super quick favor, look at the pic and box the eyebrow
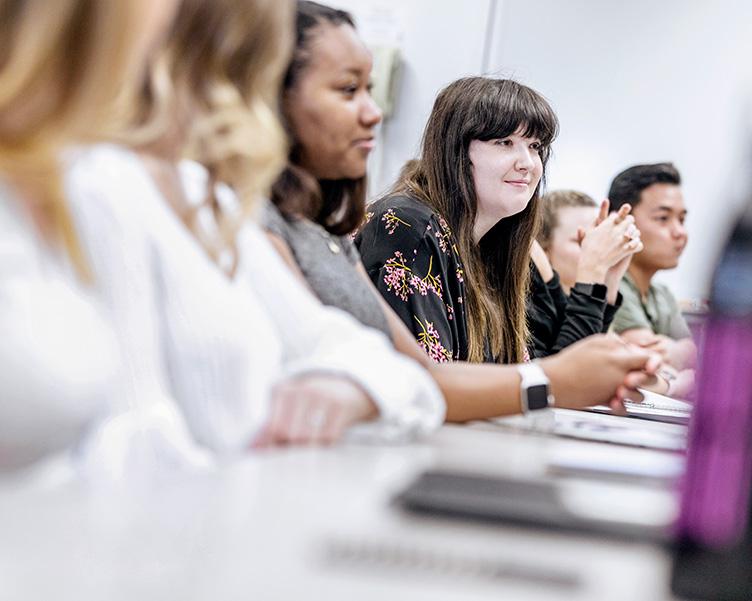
[336,66,365,76]
[654,205,687,215]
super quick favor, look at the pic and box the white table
[0,414,685,601]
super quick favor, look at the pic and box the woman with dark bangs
[359,78,555,364]
[263,1,659,422]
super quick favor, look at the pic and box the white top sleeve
[65,153,212,475]
[237,223,446,442]
[0,186,116,472]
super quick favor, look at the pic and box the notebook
[586,389,692,426]
[488,407,687,451]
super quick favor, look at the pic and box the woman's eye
[530,141,542,152]
[340,84,358,96]
[494,139,512,146]
[366,81,374,93]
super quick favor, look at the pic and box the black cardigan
[527,265,621,358]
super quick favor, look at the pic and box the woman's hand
[640,334,697,370]
[576,202,642,285]
[667,369,695,399]
[252,374,378,447]
[540,334,661,412]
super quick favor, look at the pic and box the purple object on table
[672,195,752,600]
[675,317,752,548]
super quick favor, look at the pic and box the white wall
[329,0,496,195]
[488,0,752,300]
[333,0,752,301]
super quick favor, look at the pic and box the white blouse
[0,181,116,473]
[65,145,444,460]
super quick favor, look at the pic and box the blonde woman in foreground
[0,0,181,473]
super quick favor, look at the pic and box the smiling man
[608,163,696,377]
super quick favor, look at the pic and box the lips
[353,138,376,151]
[504,180,530,187]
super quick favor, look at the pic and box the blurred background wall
[331,0,752,302]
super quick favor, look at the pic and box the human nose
[514,144,535,171]
[672,220,687,240]
[360,93,383,128]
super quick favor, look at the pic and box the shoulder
[359,194,449,253]
[259,199,297,240]
[66,143,144,190]
[650,282,685,325]
[64,144,153,223]
[366,194,438,231]
[611,280,651,332]
[259,199,353,260]
[651,281,679,305]
[338,235,362,265]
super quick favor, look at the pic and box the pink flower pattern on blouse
[381,208,412,235]
[382,252,443,302]
[415,316,452,363]
[355,196,473,362]
[434,216,451,253]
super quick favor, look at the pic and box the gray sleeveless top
[261,202,392,339]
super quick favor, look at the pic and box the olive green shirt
[611,273,691,340]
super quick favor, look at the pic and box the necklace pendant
[327,240,341,254]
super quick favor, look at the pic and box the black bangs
[469,79,559,149]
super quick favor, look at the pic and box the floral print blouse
[355,195,471,363]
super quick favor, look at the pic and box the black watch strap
[575,282,608,301]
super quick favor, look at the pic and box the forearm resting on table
[430,363,523,422]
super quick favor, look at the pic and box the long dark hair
[270,0,366,236]
[393,77,559,363]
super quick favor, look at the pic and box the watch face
[576,282,607,301]
[592,283,608,301]
[527,384,550,411]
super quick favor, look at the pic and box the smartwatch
[517,362,554,413]
[574,282,608,301]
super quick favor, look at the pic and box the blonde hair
[131,0,294,269]
[538,190,597,251]
[0,0,143,277]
